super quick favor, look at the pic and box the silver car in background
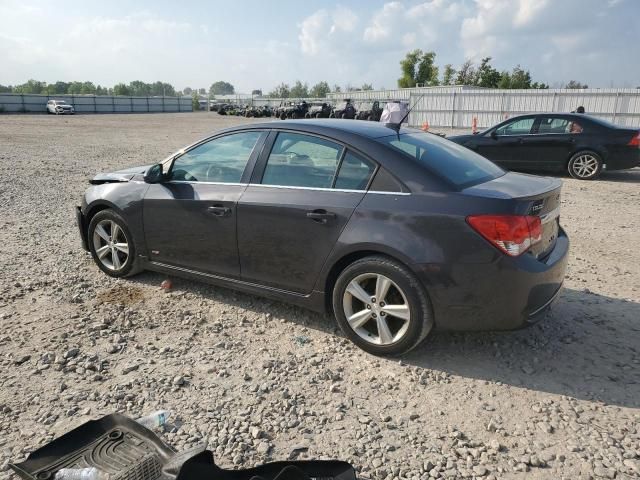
[46,99,75,115]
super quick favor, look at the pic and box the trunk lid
[463,172,562,259]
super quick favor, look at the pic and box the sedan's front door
[476,117,536,169]
[143,131,265,277]
[522,116,581,171]
[237,132,376,294]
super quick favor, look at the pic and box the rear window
[376,132,504,189]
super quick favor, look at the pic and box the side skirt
[145,260,328,313]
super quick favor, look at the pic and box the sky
[0,0,638,93]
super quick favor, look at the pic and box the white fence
[328,87,640,128]
[0,93,192,113]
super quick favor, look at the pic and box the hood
[90,165,151,185]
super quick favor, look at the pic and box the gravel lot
[1,113,639,480]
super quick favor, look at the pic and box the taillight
[628,131,640,147]
[467,215,542,256]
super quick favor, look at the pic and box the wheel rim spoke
[382,304,410,321]
[348,309,372,329]
[377,316,394,344]
[96,245,110,259]
[111,222,121,242]
[375,275,392,303]
[346,281,371,304]
[114,243,129,254]
[95,224,110,242]
[112,250,122,269]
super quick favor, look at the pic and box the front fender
[81,180,150,257]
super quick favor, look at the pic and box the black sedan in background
[449,113,640,180]
[76,120,568,355]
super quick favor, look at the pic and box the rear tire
[88,209,141,278]
[568,150,603,180]
[332,256,433,356]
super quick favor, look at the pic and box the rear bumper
[415,227,569,331]
[76,206,89,251]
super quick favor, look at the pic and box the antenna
[387,92,427,131]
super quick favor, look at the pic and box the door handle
[306,209,336,224]
[207,205,232,217]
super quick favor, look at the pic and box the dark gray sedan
[76,120,569,355]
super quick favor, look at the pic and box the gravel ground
[0,113,639,480]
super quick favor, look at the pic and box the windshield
[377,132,505,189]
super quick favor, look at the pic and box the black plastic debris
[9,413,356,480]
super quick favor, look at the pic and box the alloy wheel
[92,219,129,271]
[571,154,599,178]
[342,273,411,345]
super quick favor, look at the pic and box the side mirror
[144,163,165,184]
[490,130,498,139]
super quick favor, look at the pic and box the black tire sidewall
[568,150,603,180]
[332,256,433,356]
[88,209,137,278]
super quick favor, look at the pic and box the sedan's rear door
[522,116,581,171]
[236,131,376,294]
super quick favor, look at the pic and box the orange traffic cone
[472,116,478,134]
[421,120,429,131]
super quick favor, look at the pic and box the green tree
[475,57,501,88]
[0,84,12,93]
[332,84,342,93]
[509,65,532,89]
[455,60,476,85]
[531,82,549,89]
[95,85,109,95]
[183,87,193,95]
[565,80,588,89]
[209,81,234,96]
[198,88,207,95]
[128,80,150,96]
[361,83,374,90]
[269,83,290,98]
[442,64,456,85]
[80,81,96,94]
[416,51,439,86]
[149,82,176,96]
[310,81,330,97]
[113,83,131,96]
[498,71,511,89]
[290,80,309,98]
[192,91,200,110]
[251,89,263,96]
[398,50,439,88]
[13,79,46,94]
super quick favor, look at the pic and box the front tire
[568,151,603,180]
[88,209,141,278]
[332,256,433,356]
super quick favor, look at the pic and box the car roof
[238,118,406,139]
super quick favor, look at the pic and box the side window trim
[332,148,379,191]
[495,117,536,136]
[250,130,383,192]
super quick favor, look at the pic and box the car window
[495,118,534,136]
[262,132,343,188]
[537,117,571,134]
[334,151,376,190]
[377,132,504,189]
[568,120,583,134]
[170,131,261,183]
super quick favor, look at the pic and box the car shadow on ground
[129,273,639,409]
[404,287,640,409]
